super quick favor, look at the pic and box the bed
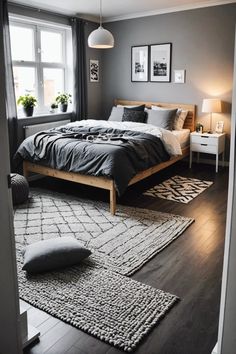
[19,100,196,215]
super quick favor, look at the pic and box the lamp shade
[88,26,114,49]
[202,98,222,113]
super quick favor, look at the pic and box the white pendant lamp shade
[88,26,114,49]
[88,0,114,49]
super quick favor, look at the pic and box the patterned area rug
[17,257,178,352]
[143,175,213,204]
[14,189,193,351]
[14,189,194,276]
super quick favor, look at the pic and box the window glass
[13,66,36,99]
[9,17,72,115]
[43,68,64,106]
[41,31,63,63]
[10,26,34,61]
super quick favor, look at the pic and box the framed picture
[150,43,172,82]
[174,70,186,84]
[215,121,224,133]
[131,45,148,82]
[90,59,99,82]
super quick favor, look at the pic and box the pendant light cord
[100,0,102,27]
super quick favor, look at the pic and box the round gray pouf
[11,173,29,205]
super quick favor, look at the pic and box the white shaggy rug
[143,175,213,204]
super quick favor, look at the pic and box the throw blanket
[15,123,170,195]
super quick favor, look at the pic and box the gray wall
[102,4,236,159]
[85,22,103,119]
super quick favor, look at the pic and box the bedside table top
[191,132,226,138]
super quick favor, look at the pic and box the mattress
[172,129,190,149]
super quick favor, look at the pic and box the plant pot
[50,108,58,114]
[23,106,34,117]
[60,104,68,113]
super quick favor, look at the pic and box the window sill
[18,111,73,122]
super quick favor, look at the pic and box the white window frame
[9,16,71,116]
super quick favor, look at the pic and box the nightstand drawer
[191,135,218,146]
[191,143,217,154]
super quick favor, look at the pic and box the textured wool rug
[14,189,193,351]
[143,175,213,204]
[17,257,178,352]
[14,189,194,276]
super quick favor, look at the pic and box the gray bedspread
[15,124,170,195]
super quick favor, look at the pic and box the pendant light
[88,0,114,49]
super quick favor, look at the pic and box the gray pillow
[147,109,178,130]
[22,237,91,274]
[108,106,124,121]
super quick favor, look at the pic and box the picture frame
[131,45,149,82]
[150,43,172,82]
[174,69,185,84]
[90,59,99,82]
[215,121,224,134]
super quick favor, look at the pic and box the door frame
[0,4,22,353]
[215,27,236,354]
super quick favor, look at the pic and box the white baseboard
[212,342,218,354]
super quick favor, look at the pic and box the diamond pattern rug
[14,188,194,276]
[14,188,193,351]
[143,175,213,204]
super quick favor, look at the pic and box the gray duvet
[15,124,170,195]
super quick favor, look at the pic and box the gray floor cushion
[22,236,91,274]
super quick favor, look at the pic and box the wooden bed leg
[110,182,116,215]
[23,162,29,179]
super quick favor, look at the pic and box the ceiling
[9,0,235,22]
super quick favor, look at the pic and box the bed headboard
[114,99,196,132]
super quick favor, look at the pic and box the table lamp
[202,98,222,133]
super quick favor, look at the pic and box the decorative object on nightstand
[196,122,203,133]
[202,98,222,134]
[189,131,226,173]
[215,120,224,133]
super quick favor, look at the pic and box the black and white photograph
[215,120,224,133]
[90,59,99,82]
[131,45,148,82]
[150,43,172,82]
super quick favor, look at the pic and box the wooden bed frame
[23,100,196,215]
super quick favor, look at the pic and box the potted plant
[17,95,37,117]
[55,93,72,113]
[50,102,58,114]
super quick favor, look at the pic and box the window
[9,17,72,116]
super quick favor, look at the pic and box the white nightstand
[189,132,226,173]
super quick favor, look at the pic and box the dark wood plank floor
[23,161,228,354]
